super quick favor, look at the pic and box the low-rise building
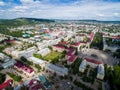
[46,63,68,76]
[84,57,103,68]
[79,60,87,73]
[28,57,47,68]
[14,61,34,77]
[52,45,65,52]
[37,48,51,56]
[0,79,13,90]
[97,64,105,80]
[2,60,16,68]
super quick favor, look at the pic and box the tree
[91,32,103,50]
[113,65,120,89]
[0,73,6,84]
[48,46,53,51]
[83,36,88,42]
[5,86,14,90]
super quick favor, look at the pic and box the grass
[44,51,61,61]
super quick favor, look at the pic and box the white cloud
[96,14,105,17]
[0,1,5,6]
[113,13,119,16]
[1,0,120,20]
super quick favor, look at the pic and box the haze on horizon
[0,0,120,21]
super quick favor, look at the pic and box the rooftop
[84,57,103,64]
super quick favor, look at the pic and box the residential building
[97,64,105,80]
[14,61,34,77]
[84,57,103,68]
[2,60,16,68]
[28,57,47,68]
[46,63,68,76]
[79,60,87,73]
[37,48,51,56]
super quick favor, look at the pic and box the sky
[0,0,120,21]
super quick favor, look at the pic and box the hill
[0,18,55,28]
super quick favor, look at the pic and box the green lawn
[44,51,61,61]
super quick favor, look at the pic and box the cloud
[96,14,105,17]
[0,1,5,6]
[0,0,120,20]
[113,13,119,16]
[20,0,34,4]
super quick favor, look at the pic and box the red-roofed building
[28,79,45,90]
[0,79,13,90]
[52,45,65,52]
[111,36,120,39]
[59,42,68,46]
[67,55,77,65]
[70,42,86,51]
[89,32,95,42]
[4,40,15,45]
[84,57,103,68]
[14,61,34,77]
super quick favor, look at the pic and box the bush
[7,72,21,82]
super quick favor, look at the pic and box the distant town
[0,18,120,90]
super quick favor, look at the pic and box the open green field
[44,51,62,61]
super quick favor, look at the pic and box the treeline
[91,32,103,50]
[0,18,55,28]
[0,29,23,37]
[104,65,120,90]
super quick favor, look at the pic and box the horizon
[0,0,120,21]
[1,17,120,22]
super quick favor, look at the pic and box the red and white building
[14,61,34,77]
[84,57,103,68]
[52,45,65,52]
[0,79,13,90]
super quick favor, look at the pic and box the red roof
[77,34,85,36]
[44,30,51,33]
[71,42,81,46]
[59,42,68,45]
[29,79,44,90]
[90,32,95,41]
[4,40,15,43]
[67,49,75,55]
[111,36,120,39]
[68,55,77,62]
[0,79,13,90]
[14,61,34,74]
[84,57,102,64]
[53,45,65,49]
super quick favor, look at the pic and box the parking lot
[78,48,115,65]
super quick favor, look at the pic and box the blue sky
[0,0,120,20]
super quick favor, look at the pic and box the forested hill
[0,18,55,28]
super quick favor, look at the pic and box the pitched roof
[84,57,102,64]
[0,79,13,90]
[68,55,77,62]
[53,45,65,49]
[14,61,34,73]
[111,36,120,39]
[71,42,81,46]
[59,42,68,45]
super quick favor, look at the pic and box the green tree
[0,73,6,84]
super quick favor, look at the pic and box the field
[44,51,61,61]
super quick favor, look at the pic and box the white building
[28,57,47,68]
[2,60,16,68]
[11,46,37,58]
[46,63,68,76]
[97,64,105,80]
[79,60,87,73]
[0,53,4,59]
[37,48,51,56]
